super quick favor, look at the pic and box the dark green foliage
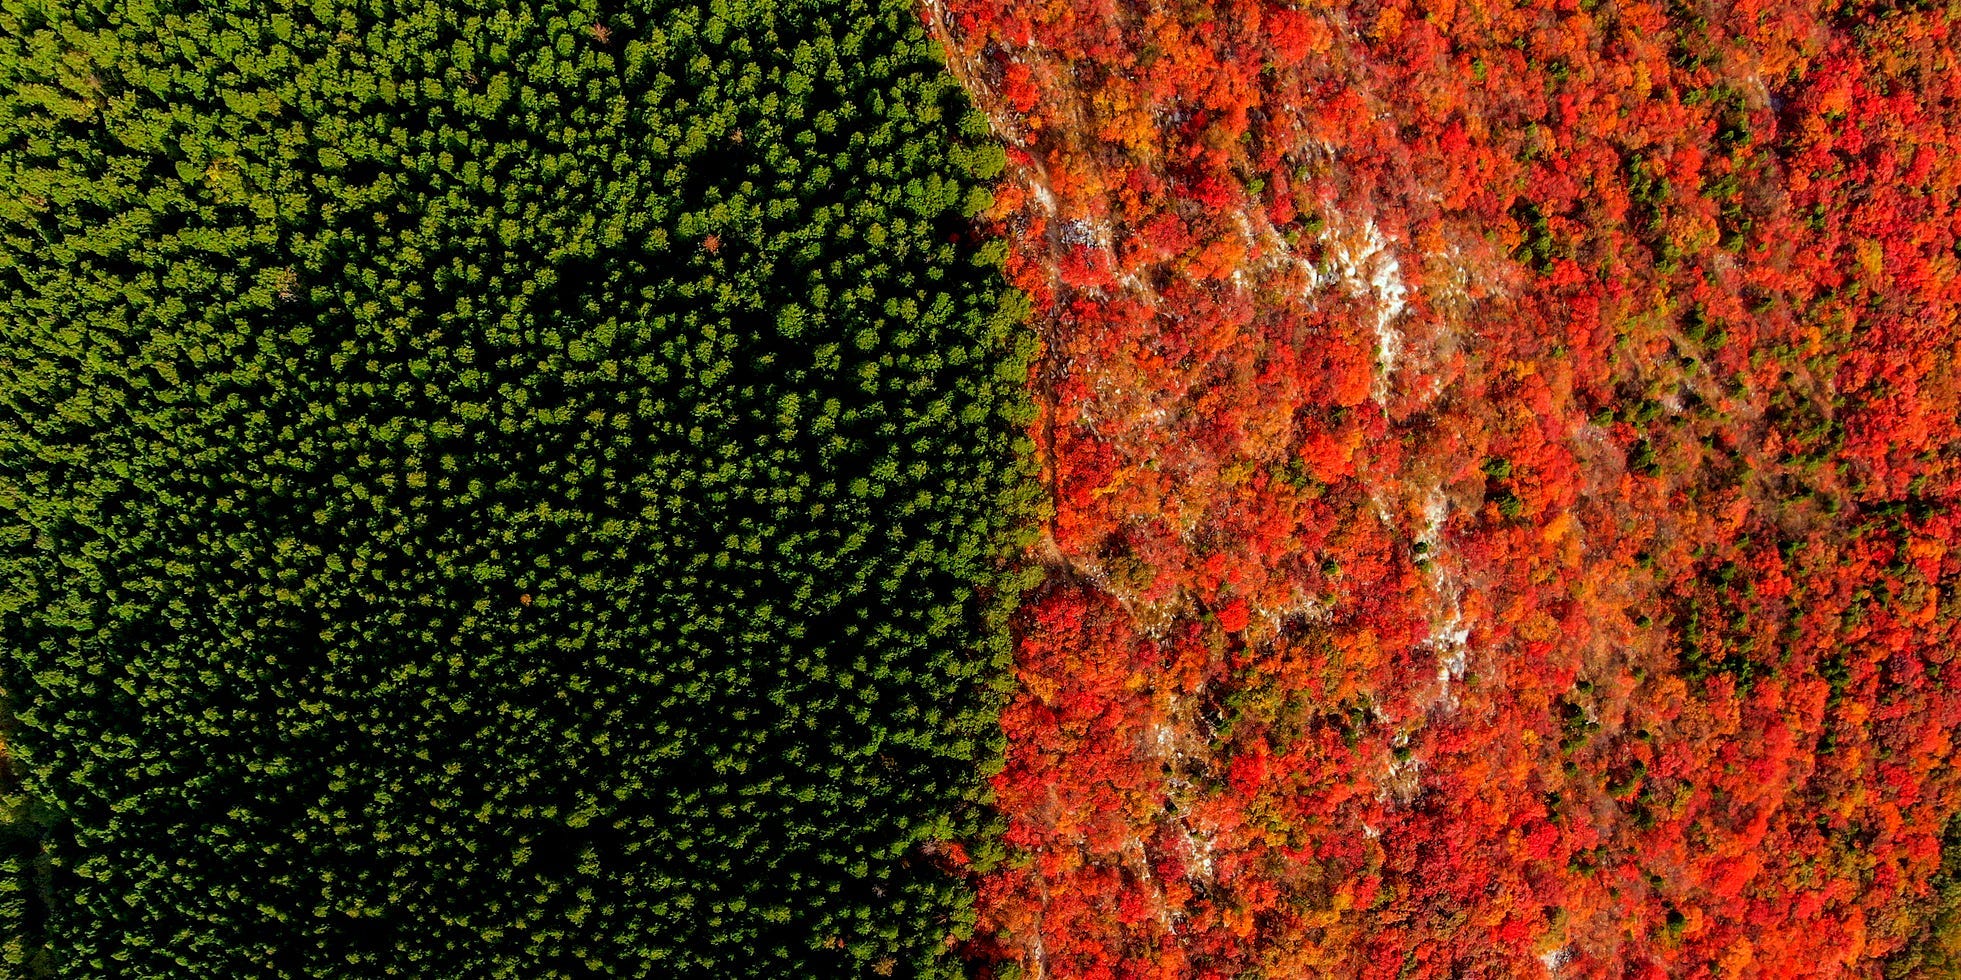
[0,0,1034,976]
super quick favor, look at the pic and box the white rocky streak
[1029,179,1057,213]
[1059,217,1110,247]
[1315,218,1410,404]
[1541,946,1571,976]
[1417,490,1470,709]
[1292,208,1470,797]
[1183,821,1216,879]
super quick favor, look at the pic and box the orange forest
[926,0,1961,976]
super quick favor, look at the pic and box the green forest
[0,0,1034,976]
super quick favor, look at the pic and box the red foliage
[932,0,1961,976]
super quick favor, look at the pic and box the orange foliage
[929,0,1961,975]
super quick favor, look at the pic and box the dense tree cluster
[930,0,1961,976]
[0,1,1034,976]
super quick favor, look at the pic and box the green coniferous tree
[0,1,1032,977]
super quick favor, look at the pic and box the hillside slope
[929,0,1961,975]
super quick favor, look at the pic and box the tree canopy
[0,1,1034,976]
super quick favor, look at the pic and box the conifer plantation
[0,1,1034,976]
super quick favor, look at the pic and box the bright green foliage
[0,0,1035,976]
